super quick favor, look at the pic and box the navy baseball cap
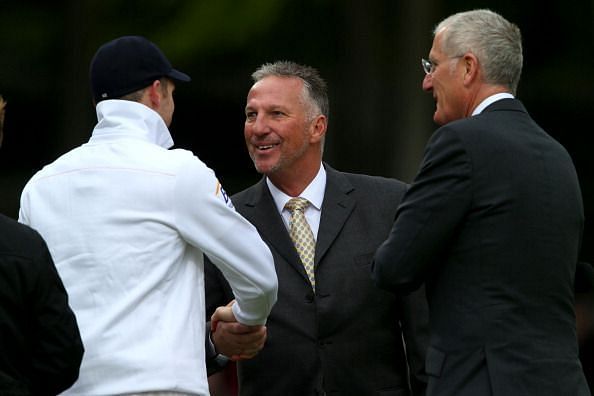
[90,35,191,103]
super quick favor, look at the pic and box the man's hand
[211,301,267,361]
[210,304,236,332]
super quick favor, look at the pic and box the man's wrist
[209,329,230,363]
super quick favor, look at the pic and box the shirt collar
[266,163,326,214]
[90,99,174,149]
[472,92,515,116]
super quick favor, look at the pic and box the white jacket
[19,100,277,395]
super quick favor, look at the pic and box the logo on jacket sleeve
[215,181,234,209]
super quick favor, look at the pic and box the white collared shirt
[472,92,515,116]
[266,163,326,239]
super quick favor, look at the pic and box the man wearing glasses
[373,9,590,396]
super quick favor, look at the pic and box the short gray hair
[252,61,329,120]
[435,9,523,95]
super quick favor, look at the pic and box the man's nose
[250,115,270,135]
[422,73,433,92]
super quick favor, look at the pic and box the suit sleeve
[372,126,472,294]
[204,255,235,376]
[399,284,430,395]
[29,234,84,395]
[174,156,277,325]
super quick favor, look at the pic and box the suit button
[305,293,314,303]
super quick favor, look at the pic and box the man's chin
[254,161,280,176]
[433,111,447,126]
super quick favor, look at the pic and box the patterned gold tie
[285,197,316,289]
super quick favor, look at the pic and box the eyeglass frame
[421,55,464,75]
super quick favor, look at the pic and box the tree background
[1,0,592,390]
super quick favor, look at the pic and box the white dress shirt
[266,164,326,239]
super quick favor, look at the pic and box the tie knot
[285,197,310,213]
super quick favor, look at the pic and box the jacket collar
[90,99,174,149]
[237,163,356,272]
[482,97,528,114]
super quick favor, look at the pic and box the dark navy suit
[0,214,83,395]
[373,99,590,395]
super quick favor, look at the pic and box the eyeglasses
[421,56,464,75]
[421,58,434,75]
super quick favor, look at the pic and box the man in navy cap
[19,36,278,396]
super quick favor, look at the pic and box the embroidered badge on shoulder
[215,181,234,209]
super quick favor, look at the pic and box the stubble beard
[251,138,310,178]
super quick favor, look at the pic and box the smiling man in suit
[372,9,590,396]
[206,61,429,396]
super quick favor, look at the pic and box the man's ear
[462,53,480,86]
[145,80,162,109]
[309,114,327,143]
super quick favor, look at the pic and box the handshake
[210,301,267,361]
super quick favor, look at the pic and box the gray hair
[435,9,523,95]
[252,61,329,121]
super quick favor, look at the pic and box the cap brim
[167,69,191,82]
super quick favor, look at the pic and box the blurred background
[1,0,592,392]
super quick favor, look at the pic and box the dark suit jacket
[373,99,590,396]
[206,164,429,396]
[0,214,83,395]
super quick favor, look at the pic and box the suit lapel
[236,179,310,283]
[236,167,357,282]
[315,165,356,267]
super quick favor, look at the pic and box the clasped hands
[211,300,267,361]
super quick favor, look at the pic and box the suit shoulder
[0,215,46,258]
[231,182,261,206]
[341,171,408,194]
[331,171,407,214]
